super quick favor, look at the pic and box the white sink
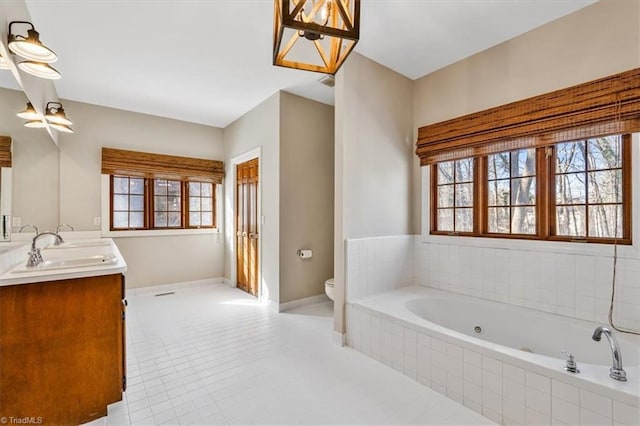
[12,254,118,273]
[46,239,111,249]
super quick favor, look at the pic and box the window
[486,149,537,235]
[433,158,475,234]
[110,176,216,231]
[430,134,631,244]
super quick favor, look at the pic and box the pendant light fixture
[16,102,40,120]
[45,102,74,133]
[273,0,360,75]
[17,61,61,80]
[0,53,10,70]
[8,21,58,63]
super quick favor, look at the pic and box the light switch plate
[93,217,101,226]
[12,217,21,227]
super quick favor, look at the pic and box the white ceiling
[1,0,597,128]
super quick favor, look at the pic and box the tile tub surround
[345,235,640,332]
[345,235,416,302]
[346,292,640,426]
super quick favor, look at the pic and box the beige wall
[279,92,334,304]
[0,87,59,232]
[334,53,415,333]
[413,0,640,129]
[0,88,226,289]
[223,93,281,303]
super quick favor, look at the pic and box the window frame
[109,176,217,232]
[185,181,217,229]
[429,134,632,245]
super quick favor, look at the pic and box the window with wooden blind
[103,148,222,232]
[428,135,631,244]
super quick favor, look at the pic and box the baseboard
[126,277,224,297]
[222,278,235,287]
[333,331,346,347]
[278,294,330,313]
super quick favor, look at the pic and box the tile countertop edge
[0,239,127,287]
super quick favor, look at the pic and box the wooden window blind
[416,68,640,165]
[0,136,12,168]
[101,148,224,184]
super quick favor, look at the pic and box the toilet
[324,278,335,301]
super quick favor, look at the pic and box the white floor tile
[91,284,492,425]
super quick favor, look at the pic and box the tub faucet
[26,232,65,268]
[592,326,627,381]
[19,224,39,234]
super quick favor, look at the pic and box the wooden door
[236,158,259,296]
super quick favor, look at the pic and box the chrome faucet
[19,224,39,234]
[55,224,74,233]
[592,326,627,381]
[26,232,65,268]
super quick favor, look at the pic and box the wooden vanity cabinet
[0,273,126,425]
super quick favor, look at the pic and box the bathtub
[347,286,640,425]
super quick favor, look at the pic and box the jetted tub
[348,286,640,424]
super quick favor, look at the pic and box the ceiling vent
[318,75,335,88]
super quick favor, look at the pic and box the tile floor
[87,284,495,425]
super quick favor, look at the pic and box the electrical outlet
[12,217,21,227]
[93,217,101,226]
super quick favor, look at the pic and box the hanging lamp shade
[17,102,40,120]
[273,0,360,75]
[17,61,61,80]
[0,53,10,70]
[49,122,74,133]
[45,102,73,126]
[24,119,46,129]
[8,21,58,63]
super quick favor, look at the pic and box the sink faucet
[19,224,39,234]
[55,224,74,233]
[26,232,65,268]
[592,326,627,381]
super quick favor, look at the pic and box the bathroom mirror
[0,136,12,242]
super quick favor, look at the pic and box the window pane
[488,153,510,180]
[511,177,536,206]
[113,194,128,211]
[113,177,129,194]
[189,197,201,211]
[201,198,213,211]
[129,178,145,195]
[154,180,168,196]
[556,206,586,237]
[455,159,474,183]
[512,207,536,235]
[438,162,454,185]
[588,170,622,204]
[437,185,454,208]
[488,180,509,206]
[511,149,536,177]
[167,180,181,195]
[155,212,167,227]
[190,212,201,227]
[488,207,510,233]
[130,195,144,211]
[189,182,201,197]
[168,197,181,211]
[437,209,453,232]
[455,183,473,207]
[556,173,586,205]
[201,213,213,226]
[455,208,473,232]
[113,212,128,229]
[587,136,622,170]
[201,183,213,197]
[155,196,167,211]
[556,141,586,173]
[588,205,622,238]
[168,213,181,227]
[129,212,144,228]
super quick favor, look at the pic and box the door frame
[229,147,262,300]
